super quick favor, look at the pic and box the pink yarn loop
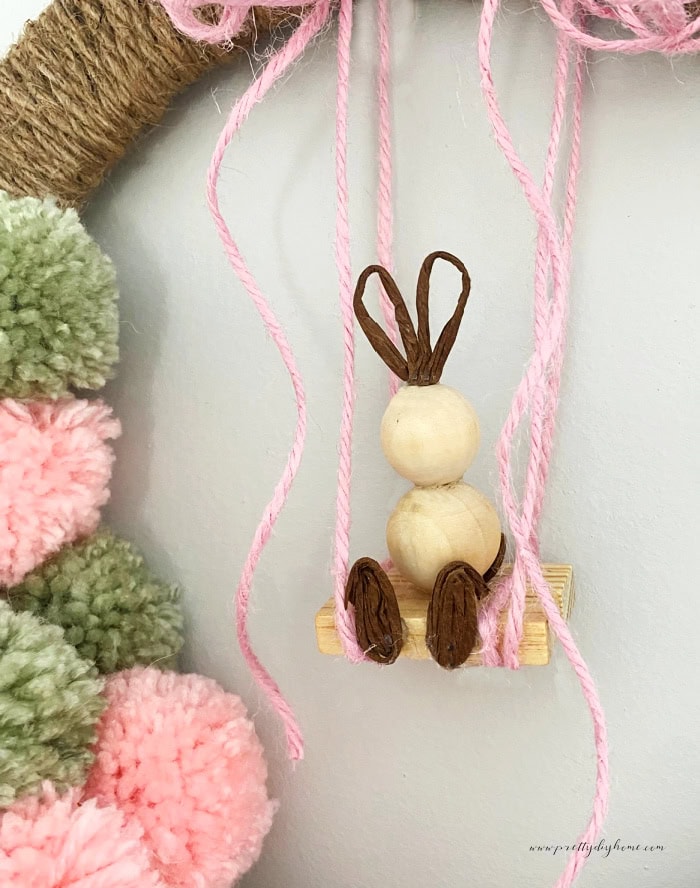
[159,0,302,44]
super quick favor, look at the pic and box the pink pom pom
[0,399,119,586]
[0,785,164,888]
[86,668,276,888]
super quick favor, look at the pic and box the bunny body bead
[387,481,501,591]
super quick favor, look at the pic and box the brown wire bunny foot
[344,557,404,664]
[426,561,491,669]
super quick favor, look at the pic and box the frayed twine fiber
[0,0,292,208]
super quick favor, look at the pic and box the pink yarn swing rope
[477,1,611,883]
[478,0,585,668]
[161,0,398,750]
[476,0,700,880]
[332,0,400,662]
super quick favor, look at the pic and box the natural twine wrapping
[0,0,292,207]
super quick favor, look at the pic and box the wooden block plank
[315,564,573,666]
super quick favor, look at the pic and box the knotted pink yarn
[158,0,295,44]
[160,0,331,760]
[540,0,700,53]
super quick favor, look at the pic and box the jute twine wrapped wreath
[0,0,290,206]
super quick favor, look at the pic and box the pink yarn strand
[376,0,393,275]
[524,555,610,888]
[376,0,401,387]
[478,0,610,884]
[528,16,586,542]
[205,0,332,760]
[332,0,367,662]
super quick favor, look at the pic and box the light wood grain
[387,482,502,587]
[315,564,573,666]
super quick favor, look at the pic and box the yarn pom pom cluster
[0,185,274,884]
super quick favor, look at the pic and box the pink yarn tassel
[477,0,610,884]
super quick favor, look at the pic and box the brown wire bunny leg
[426,534,506,669]
[345,557,404,664]
[426,562,484,669]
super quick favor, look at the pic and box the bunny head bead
[381,382,481,487]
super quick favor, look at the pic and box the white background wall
[3,2,699,886]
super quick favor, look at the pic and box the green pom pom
[0,190,119,398]
[0,601,105,807]
[8,530,184,674]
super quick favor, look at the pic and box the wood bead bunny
[345,252,505,669]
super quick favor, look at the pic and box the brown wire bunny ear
[353,250,472,386]
[416,251,471,384]
[353,264,419,382]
